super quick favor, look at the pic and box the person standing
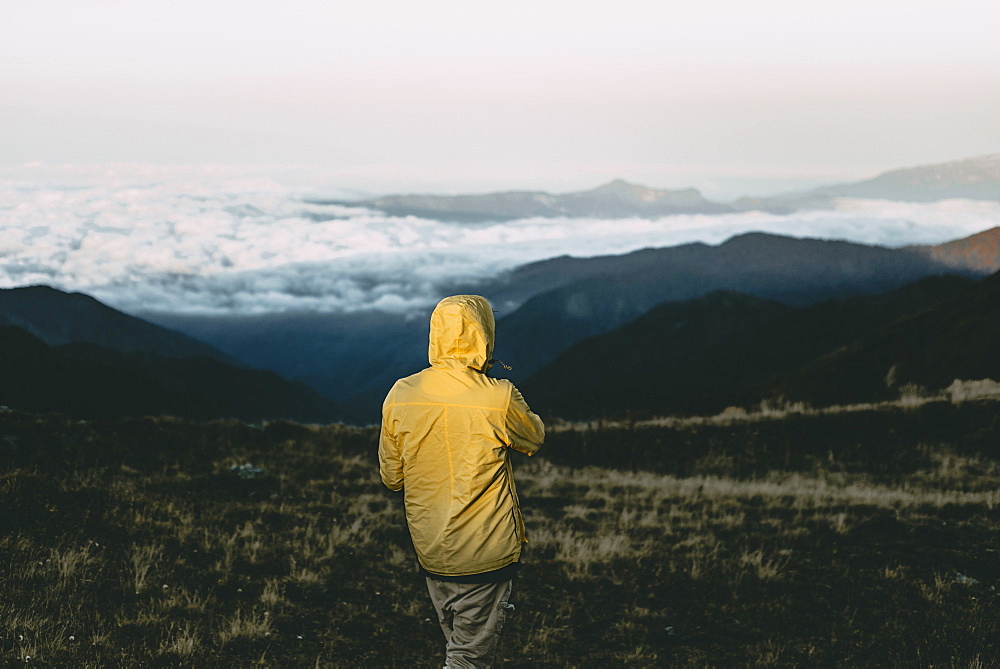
[379,294,545,668]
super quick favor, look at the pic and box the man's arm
[506,385,545,456]
[379,401,404,491]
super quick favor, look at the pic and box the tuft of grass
[218,608,273,645]
[160,622,200,657]
[128,542,162,595]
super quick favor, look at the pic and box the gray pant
[425,578,514,669]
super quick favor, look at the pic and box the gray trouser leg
[425,578,514,669]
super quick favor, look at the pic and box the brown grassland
[0,391,997,667]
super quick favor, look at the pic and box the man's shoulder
[385,368,515,409]
[384,369,427,395]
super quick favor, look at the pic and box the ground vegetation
[0,396,996,666]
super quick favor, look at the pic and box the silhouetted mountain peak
[4,284,99,307]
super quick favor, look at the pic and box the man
[379,294,545,668]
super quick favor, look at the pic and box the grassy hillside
[1,396,997,666]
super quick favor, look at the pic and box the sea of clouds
[3,163,998,316]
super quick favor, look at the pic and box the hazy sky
[3,0,1000,196]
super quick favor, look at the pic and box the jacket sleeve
[379,393,404,491]
[506,385,545,456]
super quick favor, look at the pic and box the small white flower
[69,636,75,641]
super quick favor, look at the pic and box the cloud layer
[3,163,998,316]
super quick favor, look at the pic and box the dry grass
[0,406,997,666]
[549,377,1000,432]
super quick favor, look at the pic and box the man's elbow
[527,423,546,455]
[381,474,404,492]
[512,435,543,456]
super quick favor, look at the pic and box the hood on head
[428,295,495,372]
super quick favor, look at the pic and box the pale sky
[3,0,1000,196]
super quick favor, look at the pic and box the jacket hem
[416,549,521,578]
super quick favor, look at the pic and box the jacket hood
[428,295,495,372]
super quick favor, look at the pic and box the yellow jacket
[379,295,545,576]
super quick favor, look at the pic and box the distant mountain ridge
[338,153,1000,222]
[829,153,1000,201]
[737,154,1000,213]
[335,178,729,222]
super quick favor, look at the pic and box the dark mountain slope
[521,275,975,419]
[0,285,231,362]
[148,310,428,410]
[764,270,1000,406]
[520,291,792,418]
[0,326,339,422]
[493,233,969,381]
